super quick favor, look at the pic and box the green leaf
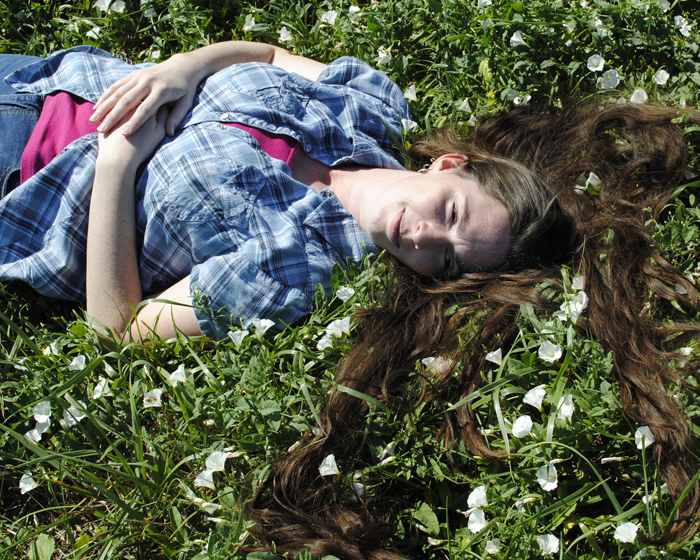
[28,534,55,560]
[413,502,440,535]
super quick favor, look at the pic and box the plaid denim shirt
[1,46,408,339]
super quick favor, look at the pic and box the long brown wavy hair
[247,103,700,559]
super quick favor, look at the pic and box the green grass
[1,0,700,558]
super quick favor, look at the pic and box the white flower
[513,94,531,106]
[614,522,639,543]
[560,290,589,323]
[601,456,624,464]
[352,481,365,499]
[505,88,519,102]
[654,69,670,85]
[243,16,256,32]
[660,483,670,495]
[468,485,488,508]
[25,427,43,444]
[206,451,227,472]
[457,98,471,112]
[26,420,50,443]
[537,534,559,555]
[317,334,333,351]
[510,31,525,47]
[376,47,391,66]
[675,16,691,37]
[572,275,584,291]
[69,355,87,371]
[485,348,502,365]
[422,356,453,374]
[557,395,575,422]
[600,69,620,89]
[168,364,188,386]
[485,539,500,554]
[587,54,605,72]
[319,454,340,476]
[538,463,558,491]
[679,347,693,356]
[43,343,59,356]
[252,318,275,334]
[515,497,536,512]
[20,473,38,494]
[349,5,361,13]
[595,20,609,38]
[194,470,215,489]
[468,508,487,533]
[336,286,355,302]
[321,10,338,25]
[635,426,655,449]
[658,0,669,11]
[524,387,546,410]
[93,376,112,399]
[401,118,418,132]
[95,0,111,10]
[478,0,492,6]
[467,114,478,127]
[512,415,533,438]
[201,502,222,514]
[228,329,248,349]
[327,317,351,337]
[481,18,493,28]
[34,401,51,423]
[86,26,101,40]
[565,21,576,33]
[538,341,562,363]
[111,0,125,12]
[586,172,601,186]
[377,442,396,461]
[143,388,163,408]
[144,6,154,17]
[403,85,417,102]
[63,401,87,427]
[630,88,648,104]
[427,537,442,546]
[278,27,293,42]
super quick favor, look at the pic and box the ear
[430,153,470,171]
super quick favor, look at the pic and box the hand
[97,105,170,170]
[91,53,203,137]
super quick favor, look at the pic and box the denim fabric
[2,48,408,339]
[0,55,43,197]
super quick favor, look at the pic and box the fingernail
[89,115,97,122]
[96,124,105,132]
[121,127,131,136]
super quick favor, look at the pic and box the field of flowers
[1,0,699,558]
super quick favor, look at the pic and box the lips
[390,209,405,249]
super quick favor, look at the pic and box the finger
[97,83,153,134]
[165,96,193,136]
[93,74,131,112]
[119,96,162,136]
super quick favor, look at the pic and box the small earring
[418,168,429,174]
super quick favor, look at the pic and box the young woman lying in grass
[2,42,699,558]
[0,41,565,344]
[245,108,700,557]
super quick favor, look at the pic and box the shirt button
[305,144,312,151]
[324,190,333,199]
[268,123,277,131]
[220,112,229,119]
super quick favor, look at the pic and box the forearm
[169,41,277,82]
[86,158,142,337]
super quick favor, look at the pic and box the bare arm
[87,106,202,342]
[91,41,327,136]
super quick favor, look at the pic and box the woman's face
[361,156,511,277]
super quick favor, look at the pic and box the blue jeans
[0,55,44,197]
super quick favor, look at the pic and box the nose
[412,220,446,250]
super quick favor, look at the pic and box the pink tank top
[21,93,301,182]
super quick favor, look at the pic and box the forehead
[453,178,511,272]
